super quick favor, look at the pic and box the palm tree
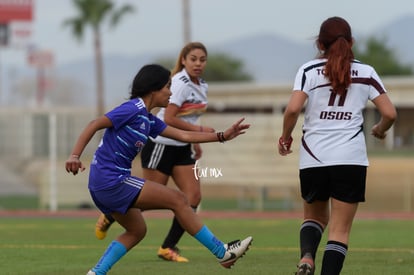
[63,0,135,116]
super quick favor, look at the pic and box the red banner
[0,0,33,23]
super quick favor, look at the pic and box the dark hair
[317,16,354,95]
[130,64,171,99]
[171,42,208,76]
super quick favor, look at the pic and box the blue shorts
[299,165,366,203]
[90,176,145,214]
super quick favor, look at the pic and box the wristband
[217,132,226,143]
[278,136,293,151]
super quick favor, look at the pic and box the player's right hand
[278,136,293,156]
[65,155,86,175]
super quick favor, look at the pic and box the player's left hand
[223,118,250,141]
[371,124,386,139]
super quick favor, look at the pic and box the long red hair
[317,17,354,95]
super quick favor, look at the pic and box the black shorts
[140,139,196,175]
[299,165,366,203]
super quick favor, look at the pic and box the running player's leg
[156,164,201,262]
[88,209,146,274]
[143,142,198,262]
[320,165,365,275]
[95,212,115,240]
[296,167,330,275]
[296,200,328,275]
[136,179,252,268]
[320,199,358,275]
[142,166,191,262]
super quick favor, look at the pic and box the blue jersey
[89,98,167,191]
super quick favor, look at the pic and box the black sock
[161,205,197,249]
[104,213,115,224]
[299,220,324,260]
[321,240,348,275]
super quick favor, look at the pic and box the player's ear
[318,41,325,51]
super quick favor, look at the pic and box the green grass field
[0,215,413,275]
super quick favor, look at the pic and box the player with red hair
[278,17,396,275]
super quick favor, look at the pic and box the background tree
[157,52,253,82]
[63,0,135,116]
[354,37,413,76]
[203,53,253,81]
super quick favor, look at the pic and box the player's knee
[129,224,147,244]
[188,191,201,205]
[171,189,190,208]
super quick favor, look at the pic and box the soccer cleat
[295,262,314,275]
[95,213,114,240]
[295,254,315,275]
[86,270,96,275]
[219,236,253,268]
[157,246,189,262]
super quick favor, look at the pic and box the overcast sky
[2,0,414,68]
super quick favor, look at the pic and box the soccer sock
[320,240,348,275]
[299,220,324,260]
[194,225,226,259]
[92,240,127,275]
[104,213,115,224]
[161,205,197,249]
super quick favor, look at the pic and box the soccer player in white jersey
[143,42,214,262]
[278,17,396,275]
[94,42,215,263]
[66,64,252,275]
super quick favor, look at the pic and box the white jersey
[152,68,208,146]
[294,58,387,169]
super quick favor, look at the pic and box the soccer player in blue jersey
[65,64,252,275]
[95,42,216,263]
[278,17,397,275]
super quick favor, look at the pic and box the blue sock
[92,240,127,275]
[194,225,226,258]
